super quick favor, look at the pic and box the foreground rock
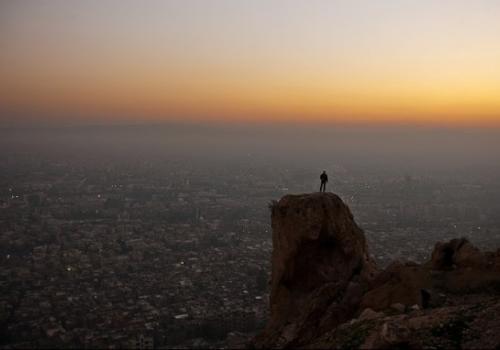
[309,298,500,349]
[254,193,377,348]
[253,192,500,349]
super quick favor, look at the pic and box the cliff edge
[253,193,500,349]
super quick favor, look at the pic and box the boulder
[390,303,406,313]
[360,261,431,311]
[431,238,485,270]
[359,308,384,321]
[254,193,377,348]
[268,193,376,323]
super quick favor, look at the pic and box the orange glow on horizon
[2,63,499,127]
[1,1,500,127]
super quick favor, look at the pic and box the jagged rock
[254,193,377,348]
[379,321,411,346]
[359,315,422,349]
[360,261,431,311]
[390,303,406,313]
[431,238,485,270]
[359,308,384,321]
[253,192,500,349]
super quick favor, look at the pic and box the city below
[1,151,500,348]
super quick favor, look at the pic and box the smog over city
[1,1,500,348]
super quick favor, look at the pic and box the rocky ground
[310,295,500,349]
[253,192,500,349]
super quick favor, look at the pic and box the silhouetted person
[320,171,328,192]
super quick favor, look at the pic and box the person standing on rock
[320,171,328,192]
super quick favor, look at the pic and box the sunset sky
[1,0,500,126]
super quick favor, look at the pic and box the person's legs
[320,182,325,192]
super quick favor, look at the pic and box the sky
[1,0,500,126]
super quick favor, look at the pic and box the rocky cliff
[253,193,500,349]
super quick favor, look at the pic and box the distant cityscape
[1,153,500,348]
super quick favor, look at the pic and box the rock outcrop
[254,193,377,348]
[431,238,486,270]
[253,192,500,349]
